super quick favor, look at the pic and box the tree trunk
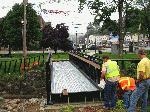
[8,44,11,57]
[118,0,124,56]
[54,47,57,54]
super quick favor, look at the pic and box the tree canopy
[79,0,150,54]
[41,23,73,53]
[1,3,42,50]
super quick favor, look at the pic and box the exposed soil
[0,66,46,112]
[0,99,122,112]
[0,69,46,97]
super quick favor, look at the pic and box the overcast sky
[0,0,118,34]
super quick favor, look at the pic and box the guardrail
[69,52,140,80]
[69,53,101,84]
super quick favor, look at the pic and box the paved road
[0,50,64,54]
[86,47,150,56]
[0,47,150,55]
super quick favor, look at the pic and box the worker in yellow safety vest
[100,55,120,110]
[118,77,136,109]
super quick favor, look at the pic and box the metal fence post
[4,61,7,73]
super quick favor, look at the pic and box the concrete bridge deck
[51,61,99,94]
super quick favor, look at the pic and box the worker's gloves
[98,79,106,89]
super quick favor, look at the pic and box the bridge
[46,52,140,104]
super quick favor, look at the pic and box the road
[0,47,150,55]
[86,47,150,56]
[0,50,64,54]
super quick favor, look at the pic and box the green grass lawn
[95,52,150,59]
[52,52,69,60]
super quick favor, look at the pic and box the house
[88,35,109,47]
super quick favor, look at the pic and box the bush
[113,100,127,112]
[126,63,137,78]
[59,105,75,112]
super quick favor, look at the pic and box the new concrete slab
[51,61,99,94]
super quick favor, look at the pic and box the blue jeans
[128,79,150,112]
[123,90,132,109]
[104,80,117,108]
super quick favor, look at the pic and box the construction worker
[118,77,136,109]
[100,55,120,110]
[128,49,150,112]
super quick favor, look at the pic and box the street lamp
[72,23,82,50]
[74,26,78,50]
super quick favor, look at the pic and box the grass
[52,52,69,60]
[95,52,150,59]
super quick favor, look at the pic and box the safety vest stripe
[127,77,130,87]
[119,79,125,83]
[119,78,127,83]
[122,85,127,90]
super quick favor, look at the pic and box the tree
[101,18,118,35]
[126,7,143,33]
[79,0,134,55]
[2,3,42,50]
[0,18,5,48]
[135,0,150,43]
[42,23,73,53]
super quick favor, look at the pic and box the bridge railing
[69,52,140,82]
[70,52,150,102]
[69,52,101,84]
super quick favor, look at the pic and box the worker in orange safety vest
[118,77,136,109]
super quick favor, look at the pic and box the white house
[88,35,109,46]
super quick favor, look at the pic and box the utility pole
[73,24,82,50]
[74,26,79,50]
[23,0,27,61]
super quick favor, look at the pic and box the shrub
[126,63,137,78]
[113,100,127,112]
[59,105,75,112]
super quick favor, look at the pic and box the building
[88,35,109,47]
